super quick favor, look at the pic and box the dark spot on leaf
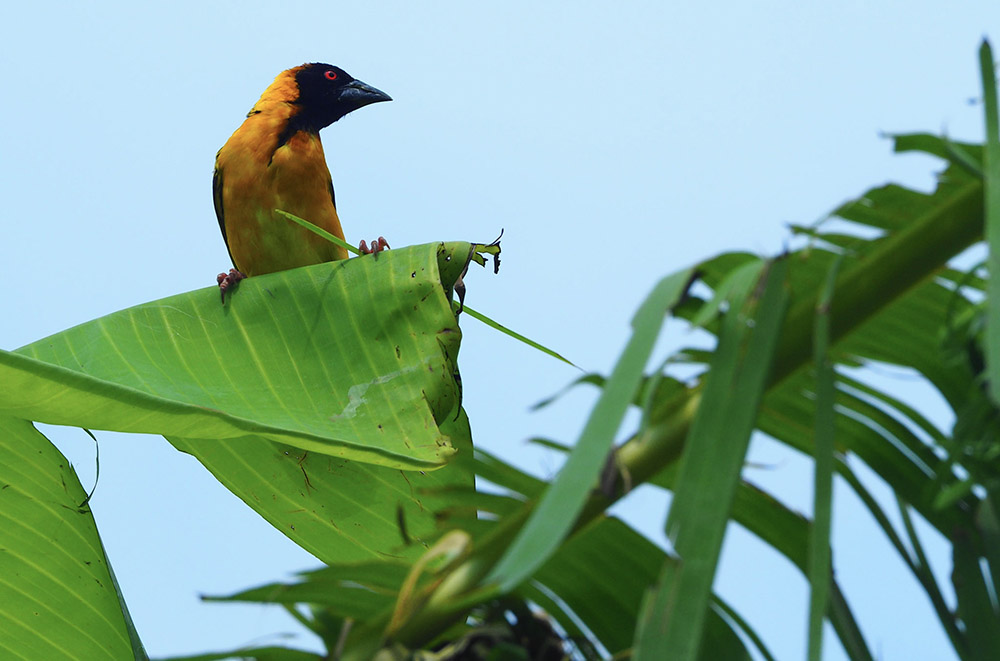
[411,272,416,278]
[395,346,401,358]
[397,505,411,545]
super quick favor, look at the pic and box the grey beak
[338,79,392,106]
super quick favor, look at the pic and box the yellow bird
[213,63,391,300]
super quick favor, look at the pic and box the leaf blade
[636,258,789,661]
[483,267,696,591]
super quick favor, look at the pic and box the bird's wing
[213,164,239,269]
[213,164,226,243]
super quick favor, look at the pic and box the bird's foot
[359,236,390,258]
[217,269,246,304]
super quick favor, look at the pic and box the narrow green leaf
[711,597,777,661]
[530,373,606,411]
[483,267,696,591]
[808,255,842,661]
[897,498,968,656]
[277,208,360,255]
[279,209,573,369]
[942,136,985,178]
[836,372,948,447]
[518,582,596,649]
[891,132,984,177]
[636,258,788,661]
[978,496,1000,614]
[953,525,1000,659]
[697,603,753,661]
[201,560,419,622]
[689,258,765,329]
[979,39,1000,406]
[473,449,546,499]
[459,304,577,368]
[156,647,322,661]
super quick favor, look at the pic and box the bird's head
[291,63,392,131]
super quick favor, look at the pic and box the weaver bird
[213,63,391,301]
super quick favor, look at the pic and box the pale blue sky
[2,2,999,659]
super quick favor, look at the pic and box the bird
[213,63,391,301]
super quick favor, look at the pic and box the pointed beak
[337,79,392,108]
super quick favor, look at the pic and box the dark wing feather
[213,164,226,242]
[213,164,239,268]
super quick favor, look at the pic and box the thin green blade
[484,267,696,591]
[807,256,842,660]
[980,40,1000,406]
[635,258,788,661]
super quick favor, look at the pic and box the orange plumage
[213,63,390,293]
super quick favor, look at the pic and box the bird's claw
[359,236,390,258]
[217,268,246,304]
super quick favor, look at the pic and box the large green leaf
[3,243,477,567]
[0,416,140,660]
[167,411,473,565]
[7,242,472,470]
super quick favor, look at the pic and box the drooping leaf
[0,416,141,661]
[5,244,478,564]
[168,410,474,565]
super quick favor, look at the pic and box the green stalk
[616,177,983,493]
[392,167,984,654]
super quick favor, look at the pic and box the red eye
[324,70,338,81]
